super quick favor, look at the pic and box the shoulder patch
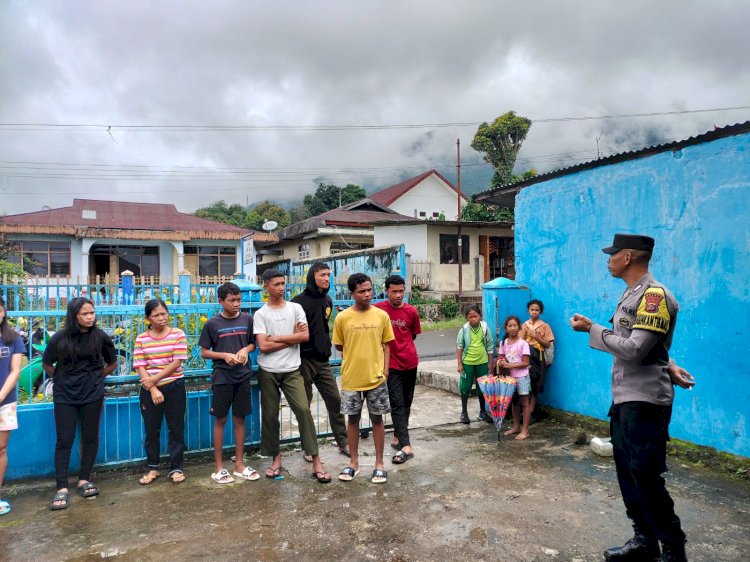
[632,287,670,334]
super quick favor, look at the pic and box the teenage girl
[456,304,494,424]
[43,297,118,510]
[0,297,25,516]
[520,299,555,418]
[497,315,532,440]
[133,299,189,485]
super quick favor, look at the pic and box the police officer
[570,234,695,562]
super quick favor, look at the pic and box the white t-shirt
[253,301,308,373]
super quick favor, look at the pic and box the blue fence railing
[4,244,407,480]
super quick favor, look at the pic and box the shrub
[440,296,460,319]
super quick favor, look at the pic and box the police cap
[601,233,655,255]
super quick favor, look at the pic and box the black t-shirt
[42,329,117,404]
[197,312,254,384]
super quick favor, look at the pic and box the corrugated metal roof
[474,121,750,206]
[0,198,249,237]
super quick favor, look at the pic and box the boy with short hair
[291,263,349,460]
[199,282,259,484]
[375,274,421,464]
[333,273,395,484]
[254,269,330,483]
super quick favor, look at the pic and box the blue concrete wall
[515,132,750,458]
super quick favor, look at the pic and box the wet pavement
[2,362,750,562]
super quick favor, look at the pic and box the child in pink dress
[496,316,532,440]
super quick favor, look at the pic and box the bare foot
[515,432,529,440]
[504,427,520,436]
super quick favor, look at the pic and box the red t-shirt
[374,301,422,370]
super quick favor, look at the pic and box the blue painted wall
[515,131,750,458]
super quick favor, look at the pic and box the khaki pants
[258,367,319,457]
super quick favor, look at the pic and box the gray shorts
[340,381,391,416]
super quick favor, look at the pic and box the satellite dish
[262,220,278,231]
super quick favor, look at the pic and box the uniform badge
[619,317,630,328]
[643,291,664,313]
[633,287,671,334]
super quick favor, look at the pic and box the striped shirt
[133,328,188,386]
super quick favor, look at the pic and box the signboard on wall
[242,236,256,278]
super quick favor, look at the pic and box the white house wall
[387,175,465,220]
[374,224,428,259]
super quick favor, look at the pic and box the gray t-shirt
[253,301,307,373]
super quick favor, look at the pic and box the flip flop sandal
[233,467,260,481]
[338,447,351,458]
[168,470,186,484]
[303,454,313,463]
[311,471,332,484]
[211,469,235,484]
[77,482,99,498]
[265,467,284,480]
[0,500,11,516]
[338,466,359,481]
[49,491,70,510]
[139,471,160,485]
[392,451,414,464]
[371,468,388,484]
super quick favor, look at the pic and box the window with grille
[184,245,237,276]
[7,241,71,276]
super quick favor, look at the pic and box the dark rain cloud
[1,1,748,213]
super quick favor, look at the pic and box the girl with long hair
[0,297,26,516]
[42,297,117,510]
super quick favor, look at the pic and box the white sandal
[210,468,235,484]
[233,466,260,481]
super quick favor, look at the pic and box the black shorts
[210,379,252,418]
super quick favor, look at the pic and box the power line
[0,105,747,132]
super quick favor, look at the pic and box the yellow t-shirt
[332,306,395,391]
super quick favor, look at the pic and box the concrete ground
[1,361,749,561]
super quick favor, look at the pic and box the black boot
[604,534,660,561]
[460,395,470,424]
[660,542,687,562]
[477,394,491,422]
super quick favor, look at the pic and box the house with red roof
[0,199,250,281]
[253,198,415,265]
[369,169,467,220]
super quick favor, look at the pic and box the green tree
[243,200,291,231]
[0,234,24,281]
[302,183,366,217]
[471,111,532,186]
[193,200,248,227]
[460,202,514,222]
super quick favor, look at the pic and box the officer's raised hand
[570,313,593,332]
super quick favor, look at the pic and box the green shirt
[463,326,488,365]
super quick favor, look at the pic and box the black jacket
[291,269,333,360]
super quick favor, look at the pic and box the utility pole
[457,138,462,299]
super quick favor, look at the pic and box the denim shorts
[515,375,531,396]
[340,381,391,416]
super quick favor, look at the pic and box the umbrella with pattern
[477,374,517,430]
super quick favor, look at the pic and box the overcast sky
[1,1,748,215]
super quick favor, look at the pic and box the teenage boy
[199,282,259,484]
[375,274,421,464]
[254,269,330,483]
[333,273,394,484]
[291,263,349,460]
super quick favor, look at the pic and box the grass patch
[421,316,464,332]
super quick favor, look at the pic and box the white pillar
[80,238,96,281]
